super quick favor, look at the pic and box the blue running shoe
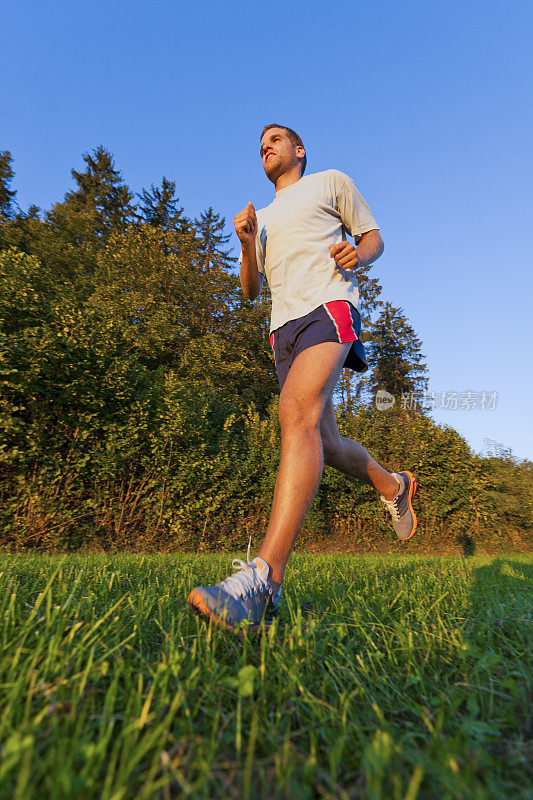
[187,546,281,632]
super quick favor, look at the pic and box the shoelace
[382,479,403,522]
[387,496,401,522]
[220,536,271,600]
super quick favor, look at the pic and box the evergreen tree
[335,260,384,413]
[137,177,185,230]
[61,145,135,237]
[353,261,383,331]
[195,207,235,273]
[365,302,428,407]
[0,151,17,220]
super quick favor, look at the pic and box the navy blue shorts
[269,301,369,389]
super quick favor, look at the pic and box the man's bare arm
[235,202,264,301]
[329,229,384,270]
[240,243,263,301]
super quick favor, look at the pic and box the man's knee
[279,393,322,433]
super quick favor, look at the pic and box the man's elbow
[243,275,263,302]
[242,283,261,302]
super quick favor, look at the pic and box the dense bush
[0,147,531,553]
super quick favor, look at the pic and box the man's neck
[275,165,303,192]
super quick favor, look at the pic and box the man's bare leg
[188,345,413,627]
[256,341,353,584]
[320,398,400,498]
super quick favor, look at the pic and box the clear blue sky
[3,1,532,461]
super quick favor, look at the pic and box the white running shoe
[187,543,281,631]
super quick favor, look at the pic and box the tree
[195,206,235,273]
[90,222,236,360]
[0,247,55,335]
[137,177,186,231]
[0,151,17,220]
[335,259,384,412]
[353,261,383,331]
[19,146,136,291]
[365,302,428,407]
[60,145,135,237]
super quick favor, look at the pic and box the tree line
[0,147,531,552]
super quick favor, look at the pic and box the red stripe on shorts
[269,333,276,364]
[324,301,358,343]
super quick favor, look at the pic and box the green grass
[0,553,531,800]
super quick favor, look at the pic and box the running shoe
[379,471,418,540]
[187,545,281,632]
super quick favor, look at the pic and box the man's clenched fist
[329,241,360,270]
[234,202,258,245]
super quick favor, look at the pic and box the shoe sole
[187,589,271,635]
[397,470,418,541]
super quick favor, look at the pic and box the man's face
[260,127,304,183]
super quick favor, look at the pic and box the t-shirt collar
[275,176,306,197]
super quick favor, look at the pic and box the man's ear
[296,146,305,160]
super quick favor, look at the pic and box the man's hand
[234,202,258,246]
[237,202,262,300]
[329,241,359,270]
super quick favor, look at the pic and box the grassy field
[0,553,531,800]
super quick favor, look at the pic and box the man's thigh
[279,341,351,423]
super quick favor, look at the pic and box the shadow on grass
[466,558,533,771]
[457,532,476,556]
[469,557,533,614]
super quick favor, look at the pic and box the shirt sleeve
[336,175,379,244]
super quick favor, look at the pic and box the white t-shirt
[239,169,379,333]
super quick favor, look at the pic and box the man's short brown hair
[260,124,307,176]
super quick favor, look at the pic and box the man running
[187,124,417,631]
